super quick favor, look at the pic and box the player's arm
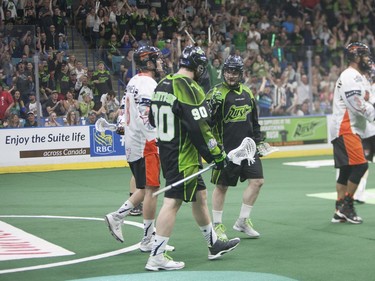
[340,77,375,121]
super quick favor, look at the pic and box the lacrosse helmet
[179,45,208,82]
[222,55,244,89]
[133,45,165,76]
[345,42,373,73]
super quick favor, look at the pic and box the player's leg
[233,158,263,238]
[354,169,368,203]
[211,164,240,241]
[129,175,143,216]
[104,160,146,242]
[145,197,184,271]
[333,135,367,224]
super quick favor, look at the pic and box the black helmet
[222,55,244,89]
[133,45,164,73]
[179,45,208,81]
[345,42,373,72]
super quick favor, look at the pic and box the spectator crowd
[1,0,375,128]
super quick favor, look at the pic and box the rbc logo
[91,127,115,156]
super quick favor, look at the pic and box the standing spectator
[207,55,264,240]
[10,90,27,119]
[75,75,94,102]
[45,90,66,117]
[146,46,240,270]
[330,42,374,224]
[91,61,112,107]
[79,92,95,118]
[207,57,223,88]
[0,84,14,122]
[62,90,80,114]
[26,91,42,116]
[14,63,33,104]
[160,9,178,40]
[147,7,160,43]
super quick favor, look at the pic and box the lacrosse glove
[213,150,229,170]
[256,142,267,157]
[209,90,223,115]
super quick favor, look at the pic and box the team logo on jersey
[345,90,361,99]
[224,104,252,123]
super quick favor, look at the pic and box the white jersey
[119,74,157,162]
[363,82,375,138]
[330,67,375,140]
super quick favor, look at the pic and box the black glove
[209,90,223,115]
[116,126,124,135]
[213,151,229,170]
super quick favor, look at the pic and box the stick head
[228,137,256,165]
[95,117,108,132]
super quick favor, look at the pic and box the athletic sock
[150,234,169,256]
[239,203,253,219]
[143,219,155,238]
[200,223,217,247]
[118,200,134,217]
[212,210,223,225]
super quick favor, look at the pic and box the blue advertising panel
[89,125,125,157]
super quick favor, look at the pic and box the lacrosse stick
[95,117,117,132]
[257,142,279,156]
[184,29,196,45]
[152,137,257,197]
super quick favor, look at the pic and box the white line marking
[0,215,143,275]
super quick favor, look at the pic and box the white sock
[199,223,217,247]
[143,219,155,238]
[212,210,223,225]
[118,200,134,217]
[151,234,169,256]
[239,203,253,219]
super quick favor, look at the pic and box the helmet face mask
[222,55,244,89]
[134,46,165,77]
[345,42,373,73]
[179,45,208,82]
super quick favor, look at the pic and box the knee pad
[349,163,368,184]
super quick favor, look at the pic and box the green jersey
[150,74,221,182]
[207,83,262,153]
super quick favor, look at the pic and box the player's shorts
[362,135,375,162]
[211,154,263,186]
[332,134,367,168]
[164,165,206,202]
[129,153,160,189]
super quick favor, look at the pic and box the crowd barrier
[0,115,333,174]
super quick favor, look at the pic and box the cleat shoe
[145,253,185,271]
[130,203,143,216]
[233,218,260,238]
[214,223,228,241]
[336,197,363,224]
[208,237,240,260]
[331,213,346,223]
[104,212,124,243]
[139,236,175,252]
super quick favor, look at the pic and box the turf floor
[1,155,375,281]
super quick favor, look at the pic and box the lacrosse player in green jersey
[207,55,265,241]
[145,45,240,271]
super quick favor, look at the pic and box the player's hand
[209,90,223,115]
[213,151,229,170]
[116,125,124,135]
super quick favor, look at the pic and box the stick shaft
[152,163,215,197]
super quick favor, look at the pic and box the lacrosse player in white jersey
[104,45,174,252]
[330,42,375,224]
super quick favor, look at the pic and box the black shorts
[164,165,206,202]
[211,154,263,186]
[129,154,160,189]
[362,135,375,162]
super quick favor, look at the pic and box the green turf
[1,156,374,281]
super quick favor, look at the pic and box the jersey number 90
[151,105,208,141]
